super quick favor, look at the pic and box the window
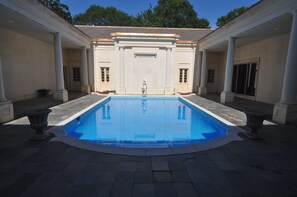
[184,69,188,83]
[101,67,110,82]
[232,62,257,96]
[178,106,186,120]
[63,66,67,83]
[101,68,105,82]
[179,68,188,83]
[106,68,110,82]
[102,105,111,120]
[72,68,80,81]
[179,69,183,83]
[207,69,215,83]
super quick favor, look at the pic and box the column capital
[54,32,61,38]
[292,9,297,16]
[228,37,236,42]
[202,49,207,53]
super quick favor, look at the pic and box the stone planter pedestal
[243,109,265,140]
[25,108,52,141]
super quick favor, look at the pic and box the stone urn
[37,89,50,97]
[243,109,265,140]
[25,108,52,141]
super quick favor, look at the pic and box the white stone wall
[123,47,167,94]
[175,47,196,93]
[94,45,116,92]
[0,28,55,101]
[93,43,196,94]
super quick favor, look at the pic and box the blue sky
[61,0,259,28]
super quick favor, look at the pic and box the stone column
[198,49,207,95]
[194,51,202,93]
[81,47,90,94]
[273,10,297,124]
[220,37,235,104]
[88,45,94,91]
[0,57,14,123]
[53,32,68,102]
[118,47,126,94]
[164,47,172,94]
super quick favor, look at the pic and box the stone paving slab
[7,93,105,126]
[1,94,297,196]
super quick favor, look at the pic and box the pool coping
[49,95,244,156]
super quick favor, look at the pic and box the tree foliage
[73,5,136,26]
[73,0,210,28]
[216,6,248,27]
[151,0,209,28]
[41,0,72,23]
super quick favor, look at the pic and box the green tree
[74,0,209,28]
[153,0,209,28]
[216,6,248,27]
[135,4,159,27]
[136,0,209,28]
[41,0,72,23]
[73,5,136,26]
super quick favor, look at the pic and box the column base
[195,86,200,94]
[0,100,14,123]
[273,103,297,124]
[81,85,91,94]
[220,91,234,104]
[117,87,126,95]
[198,87,207,96]
[54,90,68,102]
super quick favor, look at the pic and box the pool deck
[1,94,297,196]
[49,95,243,156]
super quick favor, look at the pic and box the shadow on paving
[202,93,274,121]
[13,92,87,120]
[0,122,297,197]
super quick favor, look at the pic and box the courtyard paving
[0,94,297,197]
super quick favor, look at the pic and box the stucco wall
[213,33,289,104]
[175,47,196,93]
[94,45,116,92]
[234,33,289,104]
[0,28,55,101]
[63,49,82,91]
[123,47,167,94]
[206,52,225,93]
[94,43,196,94]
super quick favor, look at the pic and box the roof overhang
[198,0,297,52]
[176,40,197,47]
[0,0,91,48]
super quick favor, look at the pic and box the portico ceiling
[0,3,90,49]
[204,13,293,52]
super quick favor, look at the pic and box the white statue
[142,80,147,95]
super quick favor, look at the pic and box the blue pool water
[64,97,229,148]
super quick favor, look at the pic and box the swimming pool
[64,96,229,148]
